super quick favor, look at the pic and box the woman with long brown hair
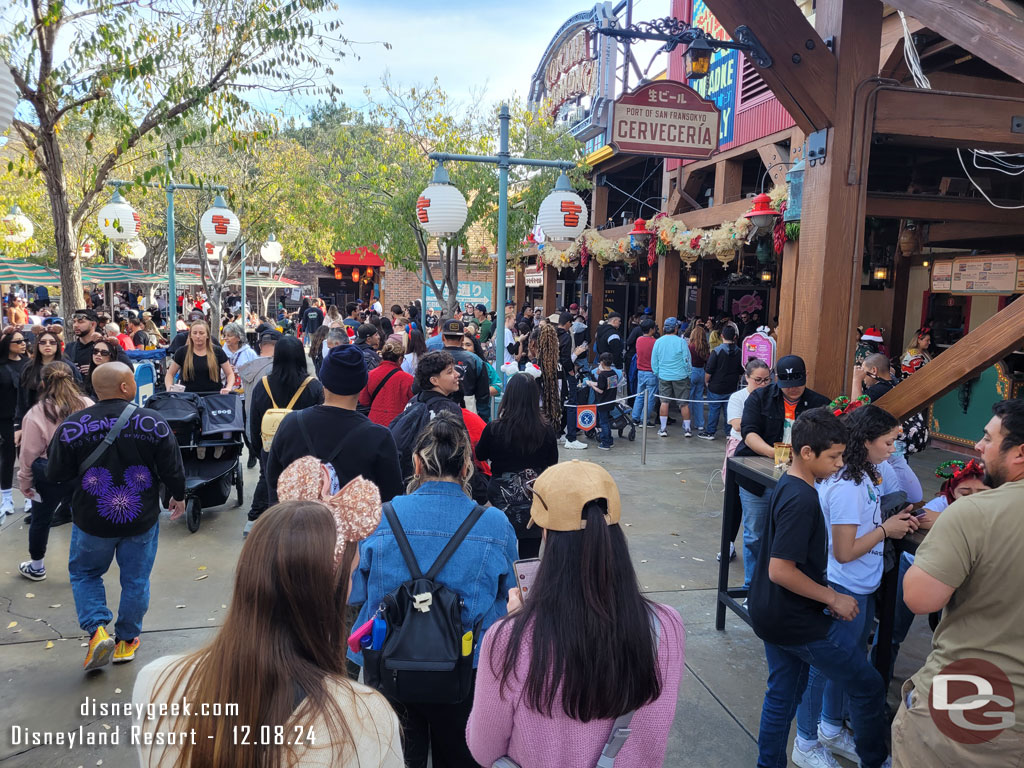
[165,320,234,394]
[17,362,92,580]
[688,323,710,434]
[132,499,402,768]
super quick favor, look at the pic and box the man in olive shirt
[895,399,1024,766]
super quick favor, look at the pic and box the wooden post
[542,265,558,316]
[776,240,799,357]
[713,159,743,207]
[788,0,882,397]
[514,267,526,312]
[591,185,609,229]
[697,259,715,317]
[587,262,605,356]
[655,252,680,329]
[889,256,912,358]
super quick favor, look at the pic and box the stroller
[146,391,245,532]
[576,367,636,442]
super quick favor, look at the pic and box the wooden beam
[542,265,558,316]
[655,251,680,330]
[775,239,799,357]
[865,194,1024,224]
[756,143,791,187]
[925,221,1024,242]
[874,296,1024,420]
[587,262,605,357]
[713,159,744,207]
[873,88,1024,152]
[923,71,1024,99]
[885,0,1024,84]
[682,128,795,173]
[591,184,609,229]
[879,12,924,75]
[681,197,753,229]
[514,267,526,311]
[703,0,838,133]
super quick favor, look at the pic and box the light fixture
[760,269,773,283]
[0,60,18,136]
[2,205,34,243]
[260,232,283,263]
[125,240,147,260]
[628,218,650,250]
[873,266,890,282]
[688,273,698,284]
[200,194,240,245]
[204,240,227,261]
[536,172,588,241]
[639,276,647,282]
[685,36,714,80]
[922,259,930,268]
[334,267,343,280]
[78,237,98,259]
[365,266,374,278]
[744,193,781,232]
[351,267,361,283]
[97,189,141,241]
[417,163,468,237]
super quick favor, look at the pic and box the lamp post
[417,103,578,320]
[258,233,283,320]
[98,183,141,309]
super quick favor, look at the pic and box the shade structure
[0,258,61,285]
[231,275,300,288]
[81,263,164,284]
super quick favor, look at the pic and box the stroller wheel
[628,425,636,442]
[185,497,202,533]
[235,465,244,507]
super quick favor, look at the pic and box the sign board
[506,269,544,288]
[931,255,1021,294]
[610,81,720,160]
[742,331,776,370]
[930,261,953,292]
[425,280,493,312]
[689,0,737,145]
[1018,257,1024,292]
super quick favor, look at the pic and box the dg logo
[577,405,597,431]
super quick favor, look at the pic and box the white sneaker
[657,429,668,437]
[24,498,33,514]
[563,439,588,450]
[792,742,841,768]
[818,726,858,762]
[0,495,13,516]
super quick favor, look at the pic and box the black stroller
[576,368,636,442]
[147,391,245,532]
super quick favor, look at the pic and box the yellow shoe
[83,626,115,671]
[113,637,140,664]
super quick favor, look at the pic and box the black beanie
[319,344,367,396]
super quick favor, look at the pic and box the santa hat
[860,327,883,342]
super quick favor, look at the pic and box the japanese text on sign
[416,197,430,223]
[561,200,582,227]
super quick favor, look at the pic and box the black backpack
[388,399,433,480]
[362,502,485,704]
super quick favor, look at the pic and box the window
[738,55,771,105]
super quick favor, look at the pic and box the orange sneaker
[83,626,115,671]
[113,637,140,664]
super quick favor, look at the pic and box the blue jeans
[739,486,770,589]
[631,371,658,423]
[705,391,731,436]
[690,368,706,430]
[597,408,613,448]
[759,621,889,768]
[69,522,159,641]
[796,582,877,740]
[870,552,919,680]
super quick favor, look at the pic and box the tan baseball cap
[528,461,621,531]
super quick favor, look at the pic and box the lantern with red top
[628,218,650,251]
[744,193,781,234]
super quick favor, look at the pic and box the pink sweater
[466,603,684,768]
[17,398,93,496]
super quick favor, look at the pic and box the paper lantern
[2,205,34,244]
[351,267,360,282]
[0,60,18,137]
[78,237,98,259]
[416,164,468,237]
[97,190,141,240]
[199,194,240,244]
[260,233,283,263]
[204,240,227,261]
[365,266,374,278]
[537,172,587,241]
[125,239,147,260]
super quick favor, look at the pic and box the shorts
[658,378,691,402]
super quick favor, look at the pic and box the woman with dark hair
[16,328,80,443]
[467,461,684,767]
[17,362,92,580]
[309,324,331,376]
[688,324,710,434]
[0,328,31,517]
[85,338,131,398]
[791,404,919,765]
[462,332,501,398]
[401,328,427,376]
[358,339,413,427]
[349,413,517,768]
[133,499,403,767]
[536,324,562,432]
[476,373,558,558]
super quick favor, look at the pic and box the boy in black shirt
[587,352,619,450]
[749,408,890,768]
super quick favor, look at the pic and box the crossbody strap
[284,376,314,410]
[369,367,401,406]
[382,501,424,580]
[80,402,137,475]
[261,377,279,409]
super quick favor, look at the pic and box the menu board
[931,261,953,292]
[1018,257,1024,292]
[950,256,1018,294]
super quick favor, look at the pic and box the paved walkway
[0,425,958,767]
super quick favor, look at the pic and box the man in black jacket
[595,312,624,368]
[63,309,104,380]
[441,319,490,422]
[354,323,382,371]
[700,325,745,439]
[47,363,185,670]
[734,354,830,589]
[557,312,588,450]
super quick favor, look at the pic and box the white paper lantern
[2,205,33,243]
[125,239,147,260]
[416,164,468,237]
[78,237,98,259]
[200,194,240,245]
[203,240,228,261]
[0,60,18,137]
[260,233,283,263]
[97,190,141,241]
[537,173,587,241]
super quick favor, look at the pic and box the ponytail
[406,412,473,496]
[40,361,88,423]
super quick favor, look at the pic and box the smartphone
[513,558,541,601]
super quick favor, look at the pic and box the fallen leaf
[7,621,16,629]
[25,593,34,598]
[49,604,61,608]
[640,559,648,563]
[175,604,186,609]
[97,760,103,766]
[45,641,54,649]
[692,557,705,562]
[623,523,632,527]
[197,565,207,571]
[12,629,21,634]
[102,724,111,730]
[670,532,680,536]
[194,574,208,581]
[679,478,686,483]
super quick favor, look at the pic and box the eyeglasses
[93,349,112,358]
[750,376,772,384]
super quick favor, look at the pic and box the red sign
[610,81,720,160]
[211,214,230,235]
[416,196,430,223]
[560,199,582,228]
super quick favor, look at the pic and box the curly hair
[537,324,562,431]
[839,404,899,485]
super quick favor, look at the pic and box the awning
[333,247,384,268]
[81,264,165,284]
[0,258,61,285]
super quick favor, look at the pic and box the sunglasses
[10,338,26,344]
[93,349,112,358]
[38,339,58,345]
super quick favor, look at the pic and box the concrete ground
[0,421,961,767]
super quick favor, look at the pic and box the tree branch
[53,89,108,122]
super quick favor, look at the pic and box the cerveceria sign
[610,80,720,160]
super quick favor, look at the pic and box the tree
[1,0,349,317]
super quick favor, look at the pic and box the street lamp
[2,205,34,243]
[200,195,241,245]
[98,189,141,240]
[125,240,147,260]
[417,163,469,237]
[684,36,714,79]
[260,233,283,263]
[536,172,588,241]
[594,18,772,72]
[744,193,781,233]
[0,60,17,136]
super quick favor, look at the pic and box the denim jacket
[348,481,519,667]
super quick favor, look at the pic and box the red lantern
[351,267,360,282]
[744,193,781,230]
[629,219,649,238]
[334,267,343,280]
[365,266,374,278]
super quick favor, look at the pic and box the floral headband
[277,457,382,567]
[828,395,870,417]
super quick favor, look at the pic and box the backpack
[388,398,434,480]
[259,375,314,451]
[362,502,485,704]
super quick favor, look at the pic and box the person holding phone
[466,461,685,768]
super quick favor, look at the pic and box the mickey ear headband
[829,394,871,416]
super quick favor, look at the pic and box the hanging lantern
[204,240,227,261]
[685,36,714,80]
[260,232,283,263]
[78,237,98,259]
[200,194,240,245]
[416,163,468,237]
[755,239,773,265]
[744,193,781,232]
[2,205,34,243]
[0,60,18,137]
[760,269,774,283]
[334,267,344,280]
[873,266,890,282]
[365,266,374,278]
[125,240,147,260]
[351,267,361,283]
[898,220,920,257]
[628,218,650,251]
[784,158,804,222]
[97,189,141,241]
[687,272,698,284]
[536,172,588,241]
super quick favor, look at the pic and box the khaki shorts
[658,378,691,402]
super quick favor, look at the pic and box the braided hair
[537,323,562,431]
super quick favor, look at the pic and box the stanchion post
[641,388,649,465]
